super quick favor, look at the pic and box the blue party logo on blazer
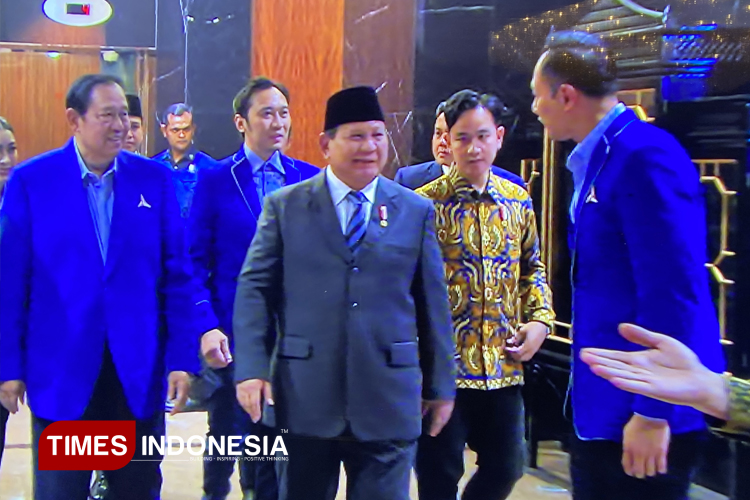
[137,194,152,209]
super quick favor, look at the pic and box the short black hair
[435,101,446,119]
[0,116,13,133]
[66,74,124,115]
[443,90,507,130]
[161,103,193,125]
[233,77,290,119]
[540,30,617,97]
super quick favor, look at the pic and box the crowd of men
[0,30,726,500]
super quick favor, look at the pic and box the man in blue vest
[153,103,218,218]
[190,77,320,500]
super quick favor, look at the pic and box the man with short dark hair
[124,94,145,154]
[531,31,724,499]
[232,86,456,500]
[153,103,217,218]
[395,100,526,190]
[0,74,216,500]
[189,77,319,500]
[415,89,553,500]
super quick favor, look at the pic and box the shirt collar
[74,139,117,181]
[168,146,197,167]
[244,144,285,175]
[325,166,378,206]
[447,166,504,205]
[567,102,627,178]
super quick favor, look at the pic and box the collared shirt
[160,147,198,172]
[566,102,627,222]
[74,139,116,262]
[325,166,378,234]
[417,168,555,390]
[244,144,286,202]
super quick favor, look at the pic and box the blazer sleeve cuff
[633,395,675,421]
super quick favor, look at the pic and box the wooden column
[252,0,345,167]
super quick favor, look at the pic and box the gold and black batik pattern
[417,168,554,390]
[726,376,750,434]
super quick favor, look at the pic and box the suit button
[352,302,358,308]
[352,267,359,273]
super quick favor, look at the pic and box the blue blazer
[189,148,320,343]
[394,160,526,190]
[152,149,219,218]
[571,109,725,440]
[0,140,215,421]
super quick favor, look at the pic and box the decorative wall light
[42,0,113,27]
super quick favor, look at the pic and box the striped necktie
[345,191,368,252]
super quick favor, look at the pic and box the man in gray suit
[233,86,456,500]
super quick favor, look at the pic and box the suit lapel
[230,150,263,220]
[104,154,137,277]
[359,177,398,254]
[61,140,104,271]
[309,173,352,263]
[572,109,639,244]
[426,161,443,184]
[281,154,302,185]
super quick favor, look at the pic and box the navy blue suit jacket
[571,108,725,440]
[0,140,214,420]
[152,149,219,218]
[394,161,526,190]
[189,148,320,343]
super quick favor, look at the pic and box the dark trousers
[0,403,8,466]
[32,348,165,500]
[203,364,278,500]
[416,386,526,500]
[277,432,417,500]
[570,431,706,500]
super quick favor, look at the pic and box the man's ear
[558,83,579,111]
[160,123,168,138]
[233,114,246,135]
[65,108,81,134]
[496,126,505,151]
[319,132,331,160]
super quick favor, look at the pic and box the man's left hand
[506,321,548,362]
[166,371,191,416]
[622,413,670,478]
[201,329,232,369]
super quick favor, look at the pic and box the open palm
[579,323,712,407]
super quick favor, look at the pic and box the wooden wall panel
[0,51,101,161]
[252,0,345,167]
[344,0,416,177]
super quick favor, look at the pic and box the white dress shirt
[325,166,378,234]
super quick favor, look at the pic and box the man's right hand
[422,399,455,436]
[0,380,26,413]
[237,379,274,423]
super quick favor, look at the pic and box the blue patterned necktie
[345,191,368,252]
